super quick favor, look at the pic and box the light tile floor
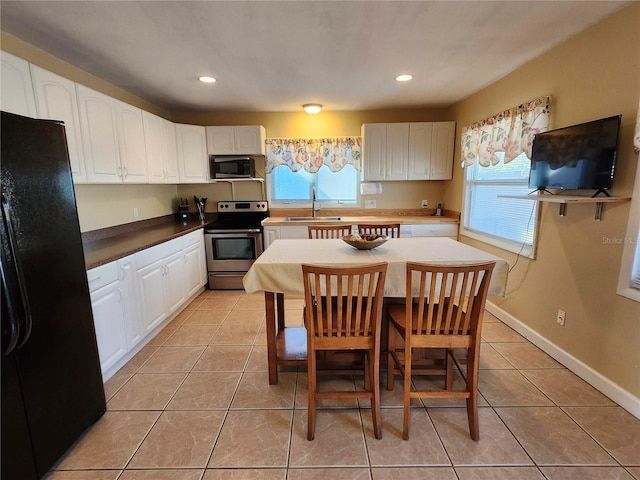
[46,290,640,480]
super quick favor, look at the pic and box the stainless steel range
[204,200,269,290]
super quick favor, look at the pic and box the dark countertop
[83,215,210,270]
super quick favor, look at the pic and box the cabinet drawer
[411,224,458,238]
[87,261,119,292]
[182,230,202,248]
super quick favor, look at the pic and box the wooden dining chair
[386,261,495,441]
[358,223,401,238]
[302,262,388,440]
[308,224,353,239]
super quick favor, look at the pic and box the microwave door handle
[1,192,33,352]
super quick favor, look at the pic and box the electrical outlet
[365,200,377,209]
[421,199,428,208]
[133,207,139,218]
[556,309,566,326]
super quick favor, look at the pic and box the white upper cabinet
[206,125,266,155]
[385,123,409,180]
[143,111,178,184]
[30,65,87,183]
[113,99,148,183]
[77,85,122,183]
[362,121,455,181]
[408,122,433,180]
[1,51,37,117]
[362,123,387,181]
[77,85,148,183]
[429,122,455,180]
[176,123,208,183]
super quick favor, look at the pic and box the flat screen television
[528,115,621,196]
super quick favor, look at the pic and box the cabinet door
[142,110,167,184]
[136,259,168,333]
[234,125,265,155]
[408,122,433,180]
[31,65,87,183]
[183,242,204,299]
[114,99,148,183]
[77,85,122,183]
[385,123,409,180]
[90,281,128,374]
[279,225,309,239]
[205,126,235,155]
[263,226,280,249]
[0,51,37,117]
[177,124,208,183]
[161,119,179,183]
[362,123,386,181]
[118,256,144,350]
[430,122,455,180]
[164,250,187,316]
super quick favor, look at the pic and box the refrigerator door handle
[1,192,33,351]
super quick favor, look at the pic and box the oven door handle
[206,230,261,235]
[206,229,261,235]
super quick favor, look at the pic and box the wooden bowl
[342,234,389,250]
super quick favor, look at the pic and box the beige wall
[446,3,640,396]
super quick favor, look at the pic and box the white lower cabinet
[88,230,206,380]
[135,230,205,335]
[87,259,131,375]
[263,226,280,250]
[411,223,458,239]
[184,236,206,298]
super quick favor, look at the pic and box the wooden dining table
[242,237,509,384]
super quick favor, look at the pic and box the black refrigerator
[1,111,106,479]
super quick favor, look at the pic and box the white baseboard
[485,301,640,419]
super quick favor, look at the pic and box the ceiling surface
[0,1,629,113]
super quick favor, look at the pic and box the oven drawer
[208,272,246,290]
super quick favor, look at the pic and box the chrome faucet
[312,186,318,218]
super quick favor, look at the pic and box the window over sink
[266,164,359,208]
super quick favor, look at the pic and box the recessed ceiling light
[395,74,413,82]
[303,104,322,114]
[198,76,217,83]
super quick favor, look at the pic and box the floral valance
[461,96,552,167]
[265,137,362,174]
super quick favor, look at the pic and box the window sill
[460,227,536,259]
[616,286,640,303]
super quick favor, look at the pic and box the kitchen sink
[284,216,343,222]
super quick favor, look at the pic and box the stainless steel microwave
[209,156,256,179]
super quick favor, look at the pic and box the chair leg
[307,351,317,441]
[387,323,395,391]
[402,344,411,440]
[466,349,480,441]
[445,349,454,390]
[467,393,479,441]
[370,350,382,439]
[364,351,370,391]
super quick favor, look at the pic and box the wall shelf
[498,194,631,220]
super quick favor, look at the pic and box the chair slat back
[302,262,388,338]
[406,262,495,336]
[308,224,353,239]
[358,223,401,238]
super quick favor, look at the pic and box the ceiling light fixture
[303,103,322,114]
[395,74,413,82]
[198,76,217,83]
